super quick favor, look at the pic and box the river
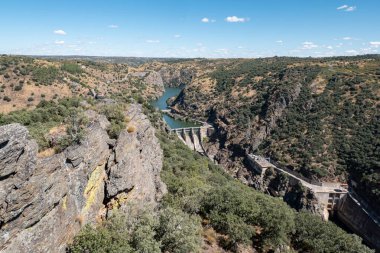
[151,86,201,129]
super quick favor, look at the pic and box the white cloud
[302,41,318,49]
[326,45,333,50]
[237,46,244,49]
[146,40,160,43]
[174,34,181,38]
[54,30,66,35]
[345,6,356,12]
[54,40,65,45]
[369,41,380,48]
[201,17,210,23]
[336,4,356,11]
[276,40,283,44]
[342,37,352,40]
[337,5,348,10]
[108,24,119,29]
[337,5,356,12]
[225,16,248,23]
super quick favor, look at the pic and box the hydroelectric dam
[168,124,213,155]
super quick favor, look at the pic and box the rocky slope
[0,56,165,114]
[170,56,380,211]
[0,104,166,252]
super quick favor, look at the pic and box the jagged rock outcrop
[0,105,165,252]
[144,71,164,88]
[159,67,194,87]
[106,104,167,209]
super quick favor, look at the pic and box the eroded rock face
[144,71,164,88]
[106,104,167,207]
[0,105,165,252]
[159,67,194,87]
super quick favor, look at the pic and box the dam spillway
[169,126,211,155]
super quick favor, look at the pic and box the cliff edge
[0,104,166,253]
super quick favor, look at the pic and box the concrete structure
[336,192,380,250]
[169,125,211,154]
[247,154,380,251]
[247,154,347,212]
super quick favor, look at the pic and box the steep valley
[169,56,380,213]
[0,55,379,252]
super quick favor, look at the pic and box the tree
[158,207,202,253]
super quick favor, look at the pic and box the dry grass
[75,215,84,226]
[124,116,131,123]
[37,148,56,158]
[127,125,136,133]
[310,75,328,95]
[203,227,218,245]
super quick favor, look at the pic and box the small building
[246,154,275,175]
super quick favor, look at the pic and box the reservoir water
[151,86,201,129]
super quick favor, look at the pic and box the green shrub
[61,62,83,75]
[158,207,202,253]
[293,211,373,253]
[32,66,60,85]
[99,104,126,138]
[55,111,88,152]
[156,132,372,252]
[14,84,23,91]
[0,97,84,151]
[68,207,202,253]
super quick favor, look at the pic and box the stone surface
[106,104,167,207]
[0,105,165,252]
[144,71,164,88]
[159,66,194,87]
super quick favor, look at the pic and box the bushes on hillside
[61,62,83,75]
[157,132,372,252]
[32,66,60,85]
[99,104,126,138]
[293,211,373,253]
[0,98,85,151]
[68,131,372,252]
[68,207,202,253]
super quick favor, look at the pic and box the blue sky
[0,0,379,58]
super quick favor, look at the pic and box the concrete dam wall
[170,126,210,155]
[336,193,380,250]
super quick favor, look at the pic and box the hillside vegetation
[0,55,163,113]
[69,131,372,253]
[171,55,380,211]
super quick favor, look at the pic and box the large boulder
[0,105,166,252]
[0,118,111,253]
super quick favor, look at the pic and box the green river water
[151,87,201,129]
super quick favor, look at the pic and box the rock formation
[158,66,194,87]
[0,104,166,252]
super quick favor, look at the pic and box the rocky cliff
[158,66,194,87]
[0,104,166,252]
[168,56,380,217]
